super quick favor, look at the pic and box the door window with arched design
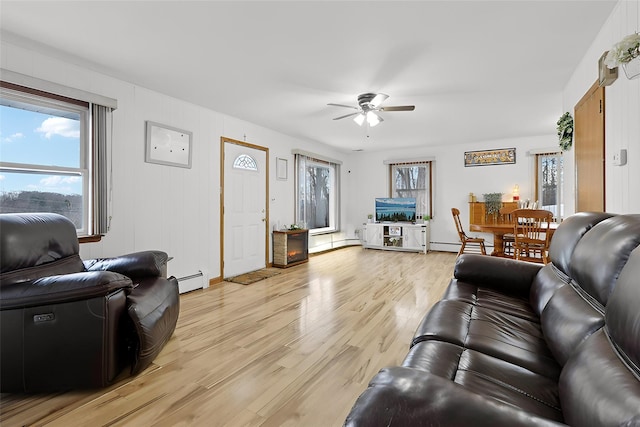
[233,154,258,171]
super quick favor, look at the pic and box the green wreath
[557,112,574,151]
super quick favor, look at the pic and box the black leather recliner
[0,213,180,392]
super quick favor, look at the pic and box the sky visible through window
[0,105,82,195]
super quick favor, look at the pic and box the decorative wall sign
[464,148,516,167]
[145,121,192,168]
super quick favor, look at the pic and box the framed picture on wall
[145,121,193,168]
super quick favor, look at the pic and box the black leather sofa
[344,212,640,426]
[0,213,180,392]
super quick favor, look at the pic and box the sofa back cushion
[0,213,84,286]
[605,245,640,378]
[569,215,640,306]
[540,214,640,366]
[530,212,612,316]
[547,212,613,277]
[559,245,640,426]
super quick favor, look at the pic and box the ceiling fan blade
[379,105,415,112]
[369,93,389,108]
[333,112,360,120]
[328,103,358,109]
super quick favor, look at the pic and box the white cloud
[2,132,24,143]
[0,175,5,181]
[36,117,80,139]
[40,176,81,187]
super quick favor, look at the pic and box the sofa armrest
[454,254,543,297]
[0,271,133,310]
[344,367,565,427]
[84,251,169,278]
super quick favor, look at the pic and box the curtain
[91,104,113,235]
[295,154,308,227]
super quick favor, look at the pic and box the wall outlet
[612,149,627,166]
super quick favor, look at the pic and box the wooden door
[574,81,605,212]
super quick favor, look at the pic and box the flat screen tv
[375,197,416,223]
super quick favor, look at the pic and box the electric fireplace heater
[272,229,309,268]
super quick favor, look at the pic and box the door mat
[226,268,281,285]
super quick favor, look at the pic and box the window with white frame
[294,152,340,233]
[0,80,114,237]
[389,160,433,219]
[535,152,563,222]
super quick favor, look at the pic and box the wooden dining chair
[513,209,553,264]
[499,205,517,257]
[451,208,486,256]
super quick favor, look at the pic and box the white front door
[223,140,268,278]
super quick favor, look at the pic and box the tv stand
[362,222,429,254]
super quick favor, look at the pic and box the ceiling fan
[328,93,415,127]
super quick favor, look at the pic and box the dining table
[469,222,559,257]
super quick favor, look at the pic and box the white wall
[0,39,349,287]
[2,0,637,275]
[347,0,640,252]
[345,135,557,253]
[563,0,640,215]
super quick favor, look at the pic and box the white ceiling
[0,1,617,153]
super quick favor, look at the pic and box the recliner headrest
[570,215,640,306]
[0,213,80,274]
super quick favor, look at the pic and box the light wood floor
[0,247,456,427]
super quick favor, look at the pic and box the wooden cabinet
[469,202,518,225]
[362,223,429,254]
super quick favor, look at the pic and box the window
[0,80,113,237]
[535,152,563,222]
[294,153,340,233]
[233,153,258,171]
[389,161,432,219]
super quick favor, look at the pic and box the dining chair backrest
[451,208,467,239]
[513,209,553,263]
[499,205,517,224]
[451,207,486,256]
[514,209,552,238]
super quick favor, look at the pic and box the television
[375,197,416,223]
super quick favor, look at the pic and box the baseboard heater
[176,270,207,294]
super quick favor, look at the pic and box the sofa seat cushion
[412,300,560,379]
[403,341,563,422]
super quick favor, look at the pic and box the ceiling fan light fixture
[330,92,413,127]
[366,111,382,127]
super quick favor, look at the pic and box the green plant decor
[557,112,574,152]
[483,193,503,216]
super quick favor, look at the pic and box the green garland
[557,112,574,151]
